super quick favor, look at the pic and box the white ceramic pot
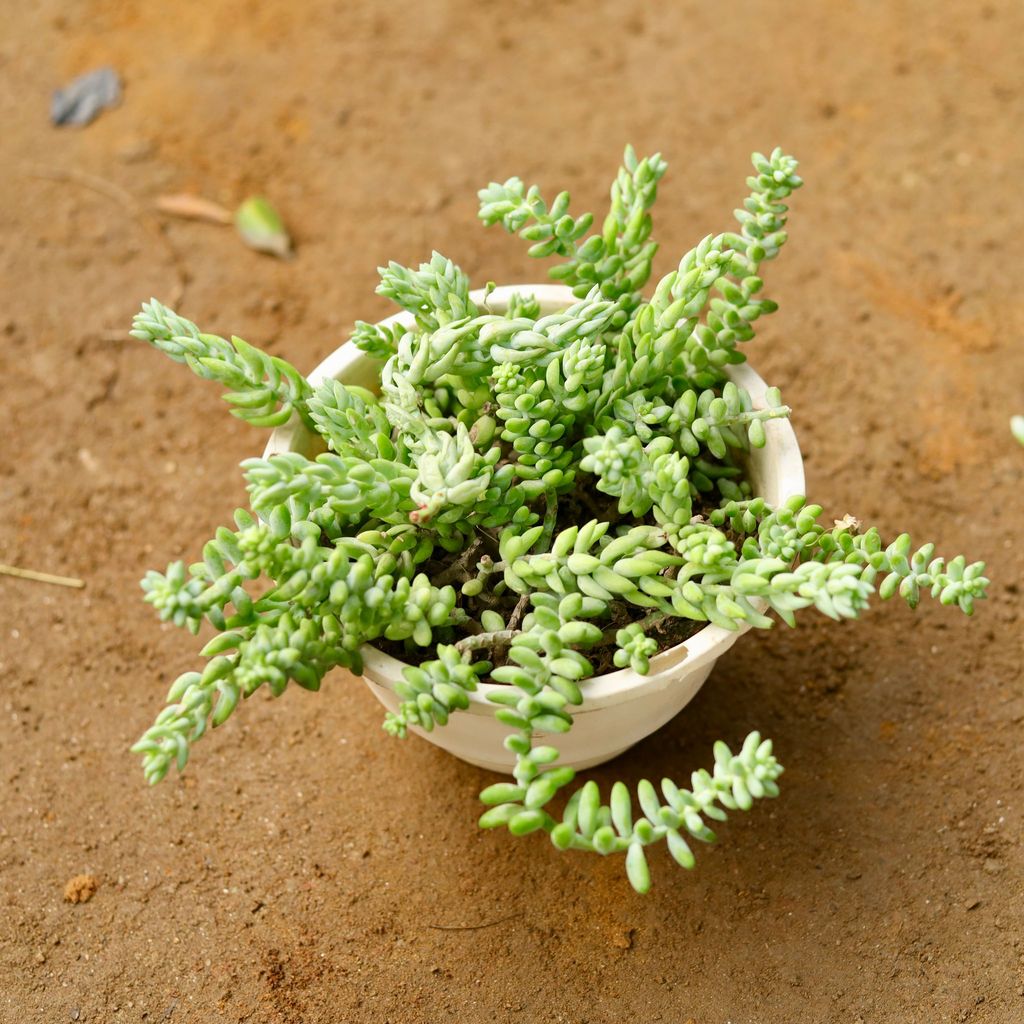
[265,285,805,773]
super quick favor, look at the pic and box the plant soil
[2,3,1023,1023]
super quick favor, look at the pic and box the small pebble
[63,874,98,904]
[51,67,122,127]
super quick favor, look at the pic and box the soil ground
[2,2,1023,1022]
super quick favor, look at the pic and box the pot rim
[264,283,806,708]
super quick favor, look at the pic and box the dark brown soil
[2,2,1023,1022]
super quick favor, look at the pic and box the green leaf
[509,809,548,836]
[480,783,526,806]
[235,196,292,259]
[479,804,520,829]
[625,843,651,894]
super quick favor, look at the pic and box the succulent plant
[130,147,988,892]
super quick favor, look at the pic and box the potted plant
[130,147,988,893]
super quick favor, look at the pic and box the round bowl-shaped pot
[265,285,805,773]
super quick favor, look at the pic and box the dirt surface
[62,875,98,905]
[2,2,1023,1022]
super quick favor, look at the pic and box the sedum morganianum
[130,147,989,893]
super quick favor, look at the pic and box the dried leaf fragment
[156,194,232,225]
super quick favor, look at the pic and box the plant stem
[433,538,485,586]
[539,491,559,551]
[735,405,791,425]
[601,610,668,644]
[507,593,530,631]
[454,628,523,655]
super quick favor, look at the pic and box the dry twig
[425,912,523,932]
[0,563,85,589]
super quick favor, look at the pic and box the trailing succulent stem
[131,301,314,429]
[479,145,668,305]
[131,146,989,893]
